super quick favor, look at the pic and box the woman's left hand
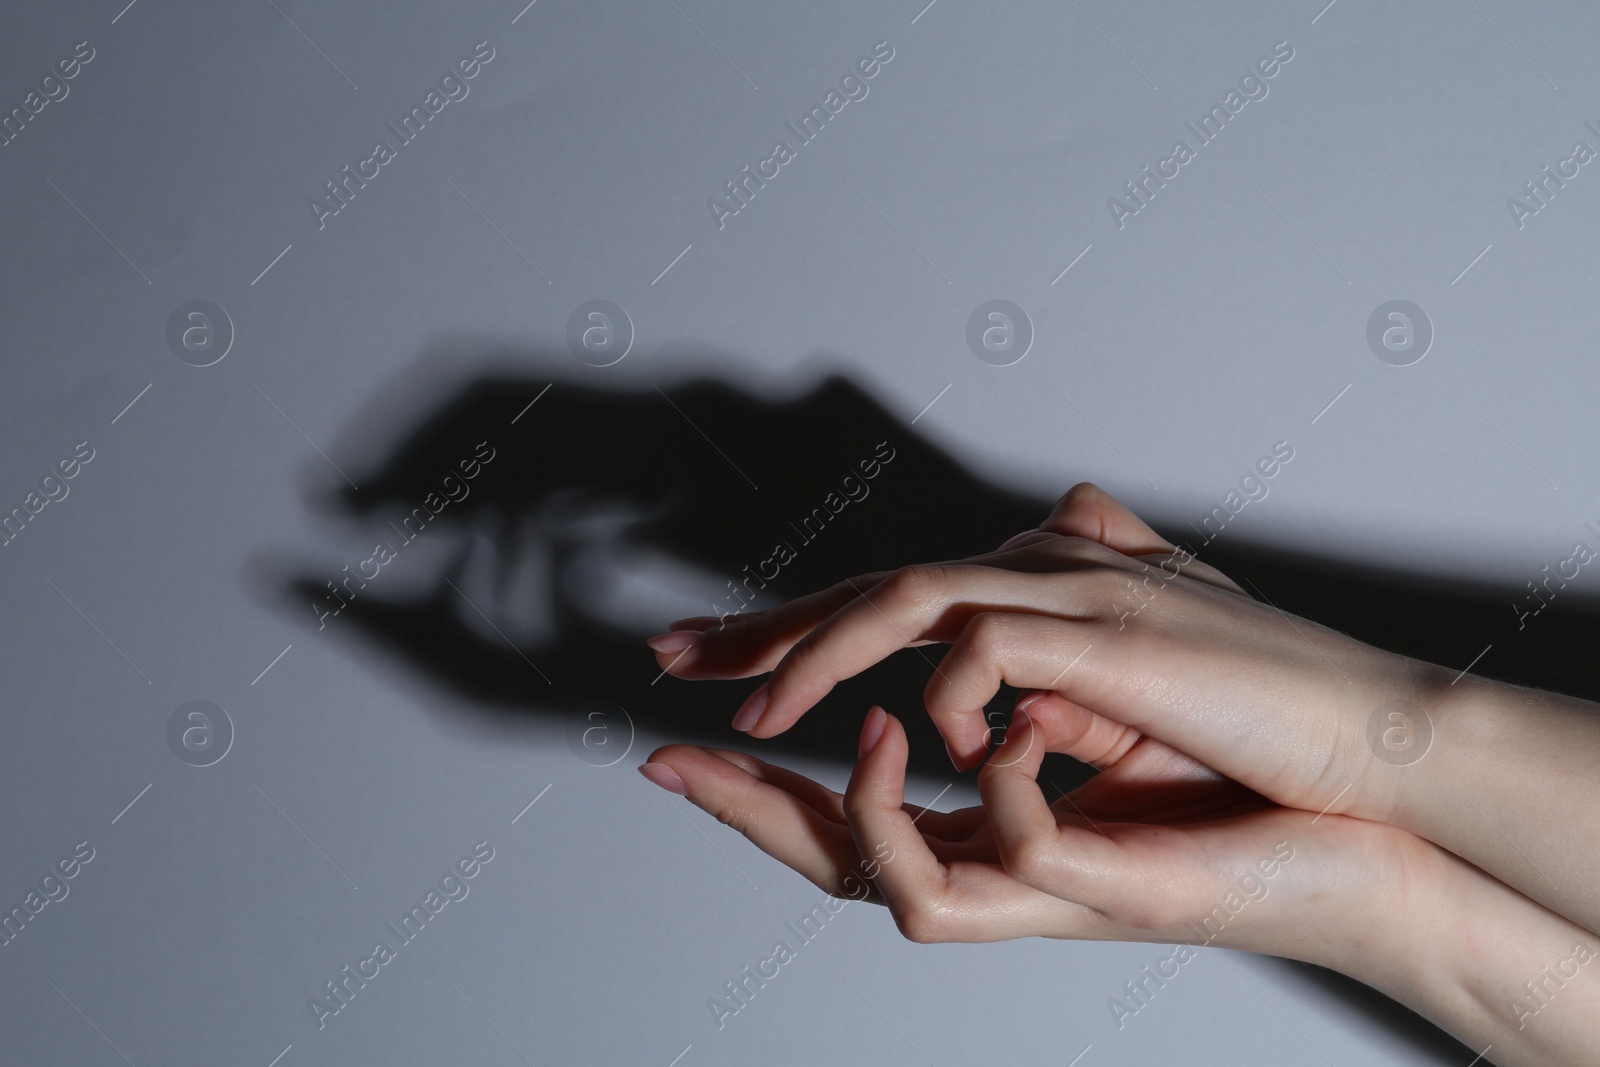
[640,700,1422,960]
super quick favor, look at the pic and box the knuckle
[779,628,822,676]
[877,563,945,609]
[891,903,945,944]
[1059,481,1100,508]
[1033,534,1092,563]
[830,570,888,600]
[876,563,934,604]
[999,832,1056,886]
[960,611,1011,657]
[841,789,875,825]
[1050,534,1122,565]
[709,801,756,838]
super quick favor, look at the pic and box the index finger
[741,559,1104,750]
[648,571,892,680]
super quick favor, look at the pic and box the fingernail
[1008,707,1032,737]
[859,706,888,757]
[731,683,770,733]
[638,762,687,795]
[998,529,1040,550]
[1016,690,1049,713]
[667,615,723,631]
[646,630,701,653]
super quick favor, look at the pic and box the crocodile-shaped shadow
[259,344,1600,1063]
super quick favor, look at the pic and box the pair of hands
[638,484,1448,959]
[638,483,1600,1062]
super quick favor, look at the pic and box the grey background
[2,0,1592,1063]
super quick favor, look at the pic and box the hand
[649,483,1442,825]
[641,705,1600,1066]
[640,704,1422,961]
[643,483,1600,1063]
[653,484,1600,941]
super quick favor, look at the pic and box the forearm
[1317,842,1600,1067]
[1152,813,1600,1065]
[1384,674,1600,934]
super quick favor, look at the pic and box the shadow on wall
[265,348,1049,776]
[256,342,1600,1063]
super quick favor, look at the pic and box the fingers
[642,744,866,896]
[1038,482,1246,595]
[976,710,1057,844]
[845,709,1100,942]
[924,612,1120,768]
[844,709,948,920]
[1007,691,1263,823]
[641,743,991,891]
[702,745,987,842]
[1007,690,1145,769]
[649,525,1156,687]
[1039,482,1174,556]
[722,558,1239,774]
[666,615,732,631]
[977,709,1139,915]
[747,562,1109,747]
[646,573,891,679]
[692,746,853,824]
[648,482,1240,768]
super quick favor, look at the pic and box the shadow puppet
[273,351,1047,774]
[266,344,1600,1063]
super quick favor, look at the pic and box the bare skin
[640,484,1600,1065]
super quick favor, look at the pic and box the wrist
[1285,816,1600,1065]
[1324,648,1464,827]
[1376,666,1501,828]
[1275,818,1444,980]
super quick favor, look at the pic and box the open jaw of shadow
[266,349,1051,776]
[259,342,1599,1059]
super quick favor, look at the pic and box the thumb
[1036,483,1247,596]
[1039,482,1172,555]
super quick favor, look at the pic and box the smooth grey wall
[2,0,1593,1064]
